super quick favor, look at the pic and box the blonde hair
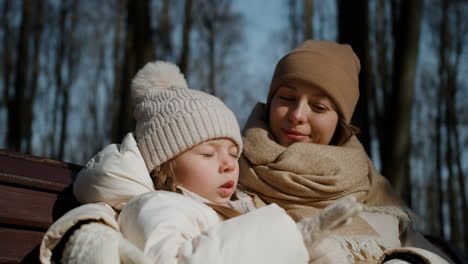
[150,159,177,192]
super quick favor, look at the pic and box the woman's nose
[220,155,236,173]
[289,99,308,125]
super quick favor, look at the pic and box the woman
[238,40,452,263]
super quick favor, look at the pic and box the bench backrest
[0,149,82,263]
[1,150,466,264]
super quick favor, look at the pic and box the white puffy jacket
[40,133,309,264]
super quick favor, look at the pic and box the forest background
[1,0,467,253]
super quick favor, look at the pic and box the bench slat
[0,151,78,193]
[0,227,43,264]
[0,185,57,230]
[0,150,82,263]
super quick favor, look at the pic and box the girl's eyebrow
[228,144,238,152]
[204,140,236,149]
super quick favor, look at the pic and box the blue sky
[232,0,288,75]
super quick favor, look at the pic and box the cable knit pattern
[131,61,242,172]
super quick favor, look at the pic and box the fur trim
[332,234,391,263]
[131,61,188,104]
[363,205,415,232]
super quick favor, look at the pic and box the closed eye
[311,104,328,112]
[279,96,295,101]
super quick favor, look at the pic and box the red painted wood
[0,149,82,193]
[0,228,43,264]
[0,185,57,230]
[0,149,83,263]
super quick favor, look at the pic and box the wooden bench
[0,149,82,264]
[0,149,466,264]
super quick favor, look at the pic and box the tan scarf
[239,104,410,263]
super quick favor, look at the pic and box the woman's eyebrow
[280,85,296,91]
[278,86,297,94]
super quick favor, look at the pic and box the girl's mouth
[218,180,235,196]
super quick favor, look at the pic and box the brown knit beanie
[267,40,361,123]
[132,61,242,173]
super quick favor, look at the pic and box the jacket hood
[73,133,155,211]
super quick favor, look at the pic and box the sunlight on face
[269,81,339,147]
[173,138,239,204]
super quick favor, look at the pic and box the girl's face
[173,138,239,204]
[269,81,339,147]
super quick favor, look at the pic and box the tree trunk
[88,41,106,155]
[8,0,32,152]
[435,0,449,239]
[445,102,458,243]
[58,0,79,160]
[195,0,242,100]
[445,0,466,248]
[179,0,193,76]
[110,0,126,141]
[454,113,468,250]
[52,1,68,159]
[288,0,300,48]
[375,0,390,150]
[112,0,155,143]
[158,0,172,57]
[435,91,444,238]
[303,0,314,40]
[208,22,216,96]
[25,0,44,153]
[380,0,423,205]
[58,85,69,160]
[337,0,370,153]
[2,0,13,124]
[452,1,468,251]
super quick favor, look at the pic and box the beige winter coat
[39,133,309,264]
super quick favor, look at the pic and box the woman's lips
[218,180,235,196]
[282,128,308,140]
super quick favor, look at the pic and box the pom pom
[131,61,188,104]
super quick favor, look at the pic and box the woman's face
[269,81,339,147]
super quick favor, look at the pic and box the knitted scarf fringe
[332,234,391,263]
[363,205,415,231]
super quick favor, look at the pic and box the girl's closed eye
[228,145,239,159]
[229,151,238,159]
[200,151,214,158]
[196,147,215,158]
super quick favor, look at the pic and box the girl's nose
[289,99,308,125]
[220,155,236,173]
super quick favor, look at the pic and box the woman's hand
[296,196,362,260]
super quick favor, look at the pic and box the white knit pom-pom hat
[132,61,242,172]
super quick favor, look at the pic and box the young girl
[40,61,360,264]
[238,40,453,263]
